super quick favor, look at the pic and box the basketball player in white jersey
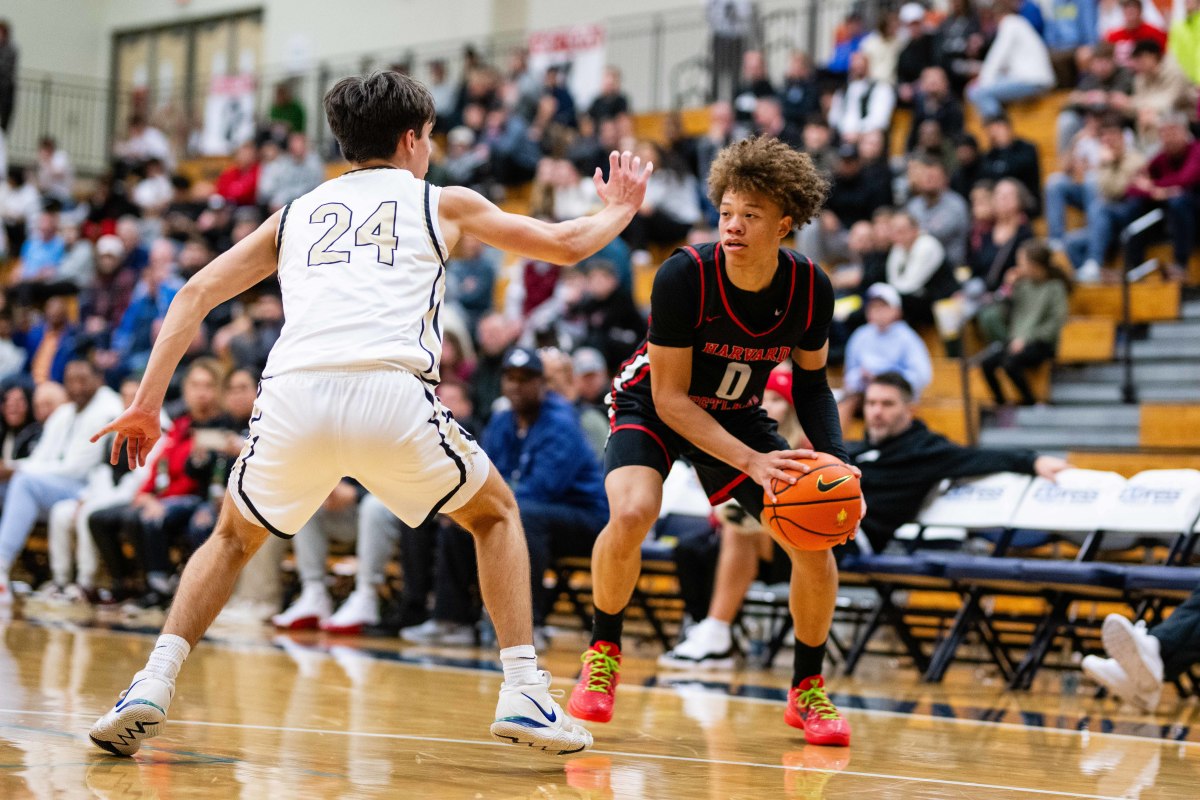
[88,71,652,758]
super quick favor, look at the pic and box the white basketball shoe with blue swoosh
[89,671,175,756]
[490,670,593,755]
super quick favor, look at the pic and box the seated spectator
[1083,604,1200,711]
[1055,42,1133,155]
[482,106,546,187]
[443,126,489,189]
[0,314,25,381]
[258,132,324,211]
[826,11,868,76]
[753,96,803,149]
[885,210,950,322]
[950,133,985,198]
[858,130,894,191]
[131,158,172,214]
[859,9,904,85]
[780,51,820,128]
[1123,40,1199,149]
[1044,0,1101,51]
[214,142,260,207]
[1063,113,1145,280]
[22,296,77,384]
[906,157,970,267]
[445,235,498,336]
[490,348,607,628]
[31,381,67,426]
[267,480,363,629]
[588,66,630,123]
[472,312,522,423]
[967,0,1054,119]
[0,360,122,606]
[540,347,608,460]
[907,67,965,152]
[980,113,1042,216]
[1018,0,1046,35]
[1169,0,1200,84]
[1,166,39,258]
[621,142,701,254]
[1105,0,1167,66]
[0,382,40,479]
[850,372,1068,551]
[697,101,736,196]
[1098,0,1166,38]
[35,136,73,205]
[541,65,577,129]
[91,359,230,610]
[268,81,306,136]
[1045,109,1107,250]
[829,52,896,145]
[572,345,610,410]
[1124,113,1200,280]
[11,210,74,306]
[801,143,892,266]
[896,4,939,106]
[81,235,136,337]
[939,0,986,96]
[979,240,1069,406]
[426,60,456,132]
[732,50,777,132]
[801,117,837,176]
[911,120,957,175]
[96,239,183,380]
[838,283,932,430]
[114,114,174,173]
[579,260,647,373]
[968,178,1035,291]
[115,216,149,272]
[57,221,94,293]
[221,293,284,372]
[40,376,143,603]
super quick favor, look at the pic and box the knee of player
[608,502,659,541]
[784,544,837,571]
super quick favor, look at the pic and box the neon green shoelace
[797,685,841,721]
[582,647,620,693]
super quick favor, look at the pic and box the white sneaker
[271,584,331,630]
[490,670,593,755]
[1076,259,1102,283]
[321,588,380,634]
[1082,654,1160,711]
[400,618,476,646]
[1102,614,1164,698]
[216,600,277,626]
[657,619,736,670]
[89,671,175,756]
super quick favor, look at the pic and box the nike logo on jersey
[705,314,721,323]
[816,475,853,493]
[521,693,558,723]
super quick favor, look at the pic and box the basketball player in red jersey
[567,137,861,746]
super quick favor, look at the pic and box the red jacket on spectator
[140,415,199,498]
[1107,24,1167,66]
[1130,140,1200,197]
[214,163,260,207]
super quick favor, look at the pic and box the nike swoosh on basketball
[521,692,558,723]
[815,475,853,493]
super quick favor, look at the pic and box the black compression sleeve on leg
[790,367,850,463]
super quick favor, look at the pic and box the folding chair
[840,473,1033,678]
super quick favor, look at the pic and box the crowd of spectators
[0,0,1198,648]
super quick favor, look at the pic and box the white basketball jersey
[263,166,449,381]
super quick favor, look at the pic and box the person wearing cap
[838,282,932,430]
[895,4,939,106]
[571,346,610,411]
[966,0,1054,120]
[81,235,137,336]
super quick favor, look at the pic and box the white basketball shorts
[227,368,490,536]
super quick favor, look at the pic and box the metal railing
[6,73,111,175]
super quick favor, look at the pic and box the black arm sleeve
[648,252,700,348]
[791,367,849,463]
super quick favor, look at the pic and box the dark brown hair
[324,71,435,164]
[707,137,829,225]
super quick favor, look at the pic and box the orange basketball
[763,453,862,550]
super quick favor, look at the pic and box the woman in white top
[859,10,907,85]
[966,0,1055,119]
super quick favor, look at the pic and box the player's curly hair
[707,137,829,226]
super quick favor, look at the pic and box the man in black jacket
[850,372,1068,551]
[980,114,1043,217]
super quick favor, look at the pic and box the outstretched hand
[91,405,162,468]
[593,150,654,212]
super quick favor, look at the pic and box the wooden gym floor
[1,609,1198,799]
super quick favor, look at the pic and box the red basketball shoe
[784,676,851,746]
[567,641,622,723]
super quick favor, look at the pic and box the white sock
[499,644,539,686]
[144,634,191,683]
